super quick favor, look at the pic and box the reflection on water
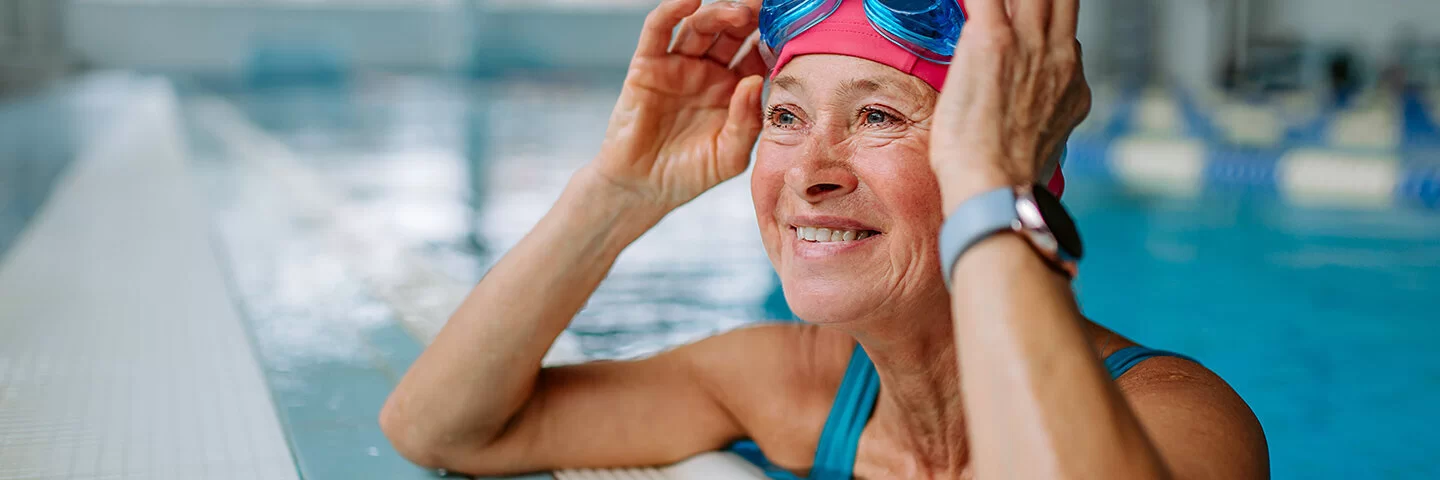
[186,74,776,367]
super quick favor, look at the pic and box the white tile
[0,78,296,480]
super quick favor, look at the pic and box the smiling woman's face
[753,54,949,325]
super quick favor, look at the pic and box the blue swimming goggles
[759,0,966,65]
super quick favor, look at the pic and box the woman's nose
[785,155,859,203]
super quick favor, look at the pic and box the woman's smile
[784,214,885,260]
[787,225,883,259]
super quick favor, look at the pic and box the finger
[707,34,747,66]
[1070,40,1087,85]
[732,0,762,11]
[671,2,751,57]
[670,17,719,57]
[729,34,770,78]
[706,10,759,66]
[637,0,703,58]
[1067,40,1092,118]
[965,0,1009,26]
[717,75,766,178]
[1008,0,1053,44]
[1050,0,1078,43]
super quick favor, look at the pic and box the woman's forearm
[382,167,667,451]
[950,235,1170,479]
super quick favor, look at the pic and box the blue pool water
[170,76,1440,478]
[1066,186,1440,479]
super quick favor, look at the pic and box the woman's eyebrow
[772,75,804,95]
[836,77,925,105]
[835,78,881,100]
[771,74,927,107]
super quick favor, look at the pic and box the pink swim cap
[764,0,1066,196]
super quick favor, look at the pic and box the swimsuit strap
[742,344,1196,479]
[1103,346,1198,379]
[728,344,879,480]
[804,345,1197,478]
[808,344,880,479]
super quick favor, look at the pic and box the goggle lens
[759,0,963,65]
[759,0,842,54]
[866,0,964,63]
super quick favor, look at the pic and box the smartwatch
[939,184,1083,287]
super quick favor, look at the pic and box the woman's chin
[781,280,878,325]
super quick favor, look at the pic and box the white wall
[62,1,654,75]
[1,0,66,49]
[1265,0,1440,63]
[0,0,69,96]
[65,1,470,73]
[1096,0,1440,90]
[1155,0,1227,90]
[1075,0,1109,81]
[58,0,1440,87]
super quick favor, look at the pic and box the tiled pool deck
[0,75,299,480]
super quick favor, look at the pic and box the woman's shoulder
[1097,333,1226,394]
[1105,339,1269,475]
[684,323,855,392]
[681,323,857,466]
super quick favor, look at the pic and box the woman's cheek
[752,143,789,256]
[751,143,787,205]
[853,142,944,229]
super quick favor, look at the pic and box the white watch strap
[939,187,1018,288]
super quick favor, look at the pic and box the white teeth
[792,226,876,243]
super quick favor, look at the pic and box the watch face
[1031,186,1083,260]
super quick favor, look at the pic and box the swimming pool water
[1066,186,1440,479]
[185,75,1440,479]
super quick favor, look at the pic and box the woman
[380,0,1269,478]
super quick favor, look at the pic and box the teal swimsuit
[730,344,1193,479]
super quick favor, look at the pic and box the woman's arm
[949,238,1161,478]
[948,236,1265,479]
[380,171,672,466]
[948,237,1267,480]
[931,0,1267,478]
[380,0,771,474]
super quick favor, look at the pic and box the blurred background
[1,0,1438,479]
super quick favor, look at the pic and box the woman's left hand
[929,0,1092,211]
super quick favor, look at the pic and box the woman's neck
[848,297,971,477]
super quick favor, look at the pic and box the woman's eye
[767,106,802,128]
[860,108,899,126]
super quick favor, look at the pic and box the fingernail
[725,0,752,13]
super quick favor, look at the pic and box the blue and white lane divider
[1064,137,1440,209]
[1090,87,1440,151]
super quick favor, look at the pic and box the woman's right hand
[589,0,768,214]
[382,3,771,472]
